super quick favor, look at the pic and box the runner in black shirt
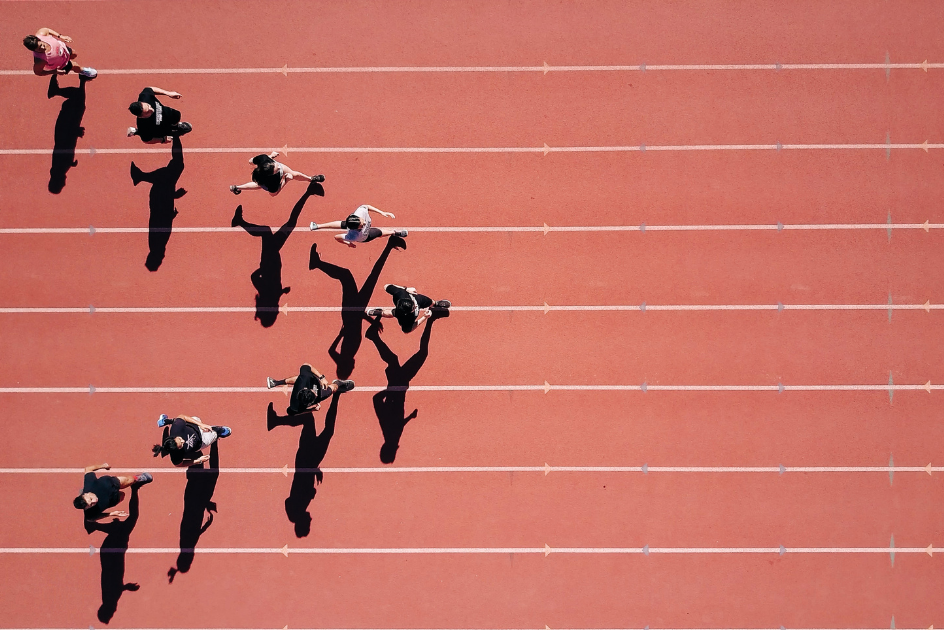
[126,86,192,144]
[266,363,354,417]
[152,415,232,467]
[230,151,324,196]
[369,284,451,333]
[73,462,152,522]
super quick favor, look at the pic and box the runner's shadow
[267,391,339,537]
[366,314,443,463]
[130,135,186,271]
[87,486,140,623]
[168,441,219,583]
[47,74,86,194]
[309,235,402,378]
[235,182,323,327]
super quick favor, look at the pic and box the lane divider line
[0,302,937,314]
[0,143,939,156]
[0,465,935,475]
[0,61,940,76]
[0,222,936,235]
[0,383,937,394]
[0,545,935,555]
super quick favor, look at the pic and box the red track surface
[1,1,942,629]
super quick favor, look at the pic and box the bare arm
[335,234,356,248]
[33,59,54,76]
[410,310,432,332]
[148,87,182,99]
[179,415,213,430]
[364,205,395,218]
[36,28,65,39]
[84,463,110,473]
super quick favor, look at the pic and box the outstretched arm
[148,87,182,99]
[364,205,395,219]
[36,28,71,42]
[84,462,110,473]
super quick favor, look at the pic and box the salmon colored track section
[2,555,942,628]
[2,0,944,628]
[1,393,941,469]
[0,153,942,230]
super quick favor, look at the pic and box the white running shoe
[266,377,277,389]
[78,67,97,79]
[309,222,319,231]
[126,127,137,137]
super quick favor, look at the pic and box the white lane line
[0,62,940,76]
[0,384,939,394]
[0,223,937,235]
[0,466,937,474]
[0,545,935,555]
[0,303,937,314]
[0,143,940,157]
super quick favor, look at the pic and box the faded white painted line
[0,465,937,474]
[0,223,937,235]
[0,143,940,156]
[0,545,935,555]
[0,303,937,314]
[0,61,941,76]
[0,383,939,394]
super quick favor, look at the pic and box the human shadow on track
[267,391,340,537]
[130,135,186,271]
[87,485,140,624]
[168,441,219,583]
[308,235,403,378]
[47,74,87,194]
[366,312,444,463]
[234,181,324,327]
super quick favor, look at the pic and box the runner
[152,415,232,467]
[310,204,408,248]
[266,364,354,417]
[126,87,192,144]
[73,463,152,522]
[23,28,97,78]
[369,284,451,333]
[230,152,324,196]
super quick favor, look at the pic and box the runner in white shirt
[310,205,408,248]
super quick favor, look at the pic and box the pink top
[33,34,70,71]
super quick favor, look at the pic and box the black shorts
[361,227,384,242]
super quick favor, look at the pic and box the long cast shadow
[267,392,340,537]
[47,74,87,194]
[308,236,402,378]
[168,441,219,582]
[234,182,323,327]
[88,485,140,624]
[130,136,186,271]
[366,314,442,463]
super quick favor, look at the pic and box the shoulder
[83,472,96,484]
[138,87,155,99]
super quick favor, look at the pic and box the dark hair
[23,35,40,51]
[251,154,275,167]
[296,387,316,409]
[73,495,89,510]
[395,298,415,317]
[151,437,176,458]
[342,214,362,230]
[128,102,143,116]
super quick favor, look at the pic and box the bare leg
[312,221,345,230]
[232,181,261,193]
[116,476,136,488]
[285,169,313,182]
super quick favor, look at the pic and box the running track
[0,1,942,629]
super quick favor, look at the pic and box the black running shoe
[333,379,355,393]
[394,230,408,238]
[230,185,241,195]
[174,122,193,136]
[312,174,325,183]
[434,300,451,309]
[367,308,383,317]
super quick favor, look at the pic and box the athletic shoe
[312,175,325,183]
[173,122,192,136]
[133,472,153,486]
[333,379,355,393]
[309,222,319,231]
[130,162,143,186]
[367,308,383,317]
[157,413,170,427]
[267,377,277,389]
[394,230,408,237]
[126,127,137,138]
[78,67,97,79]
[230,185,241,195]
[434,300,451,309]
[218,426,232,438]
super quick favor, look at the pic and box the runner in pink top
[23,28,97,79]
